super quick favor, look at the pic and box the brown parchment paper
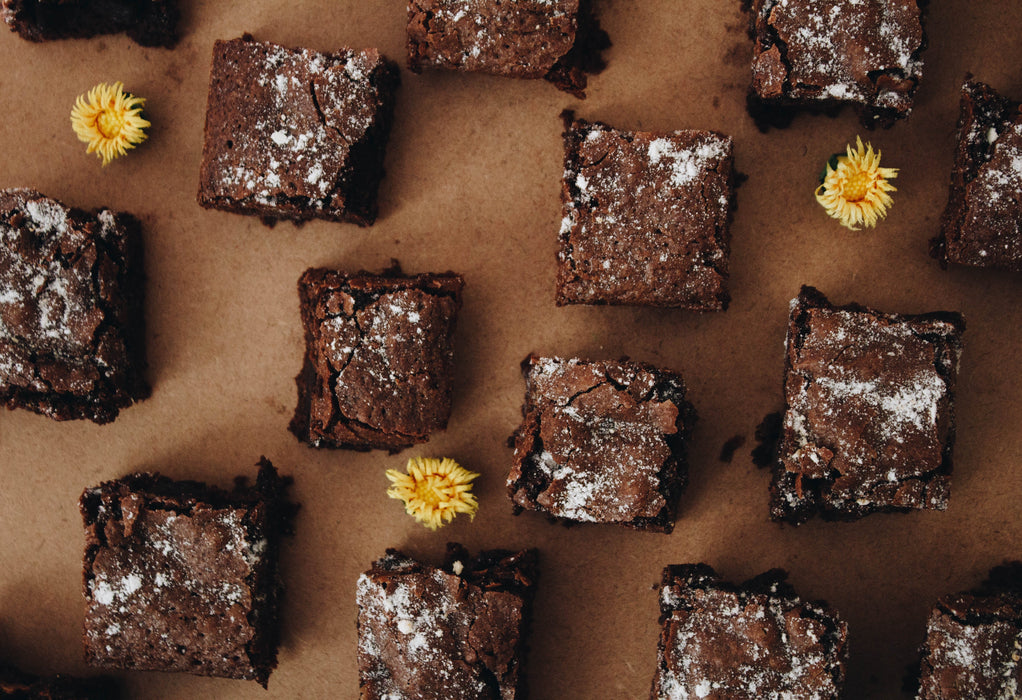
[1,1,1021,698]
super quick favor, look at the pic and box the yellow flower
[815,136,898,230]
[386,457,479,531]
[70,82,150,166]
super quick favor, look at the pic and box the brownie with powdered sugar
[0,189,148,424]
[197,35,399,227]
[80,459,295,687]
[915,562,1022,699]
[357,544,537,700]
[556,113,734,310]
[772,286,965,524]
[651,564,848,699]
[406,0,609,98]
[289,265,464,452]
[932,78,1022,272]
[745,0,927,130]
[507,355,696,532]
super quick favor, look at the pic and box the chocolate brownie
[773,286,965,524]
[651,564,848,699]
[406,0,609,98]
[1,0,178,47]
[557,114,733,310]
[197,35,399,227]
[507,355,696,533]
[931,78,1022,272]
[0,664,117,699]
[80,458,296,687]
[916,562,1022,699]
[745,0,926,130]
[0,189,149,424]
[357,544,537,700]
[289,265,464,452]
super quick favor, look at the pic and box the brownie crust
[289,265,464,452]
[198,35,399,227]
[745,0,926,130]
[80,459,295,687]
[1,0,178,47]
[932,78,1022,272]
[406,0,609,98]
[773,286,965,523]
[557,114,734,310]
[507,355,696,532]
[0,188,149,423]
[357,544,538,700]
[916,562,1022,699]
[652,564,848,699]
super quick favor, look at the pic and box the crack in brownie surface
[773,286,965,523]
[507,355,695,532]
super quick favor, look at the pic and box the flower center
[414,476,448,508]
[96,109,123,140]
[842,170,872,202]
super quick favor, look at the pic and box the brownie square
[931,78,1022,272]
[0,664,118,699]
[556,114,733,310]
[80,459,295,686]
[2,0,178,47]
[197,35,399,227]
[507,355,696,533]
[652,564,848,699]
[745,0,926,130]
[0,189,149,424]
[772,286,965,524]
[289,265,464,452]
[406,0,609,98]
[357,544,537,700]
[916,562,1022,699]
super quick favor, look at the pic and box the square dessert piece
[745,0,925,129]
[772,286,966,524]
[557,114,734,310]
[198,35,399,227]
[916,562,1022,699]
[652,564,848,699]
[289,265,464,452]
[406,0,609,98]
[80,459,295,687]
[357,544,537,700]
[507,355,696,532]
[2,0,178,47]
[932,78,1022,272]
[0,189,149,424]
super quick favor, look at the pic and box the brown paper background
[1,1,1021,698]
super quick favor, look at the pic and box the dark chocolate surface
[0,188,148,423]
[80,459,294,687]
[933,78,1022,272]
[557,115,733,310]
[1,0,178,47]
[773,286,965,523]
[289,266,464,451]
[198,35,399,227]
[507,355,695,532]
[746,0,925,129]
[652,564,848,699]
[917,563,1022,699]
[406,0,609,97]
[357,544,537,700]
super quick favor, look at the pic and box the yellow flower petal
[70,81,150,166]
[386,457,479,531]
[815,135,898,231]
